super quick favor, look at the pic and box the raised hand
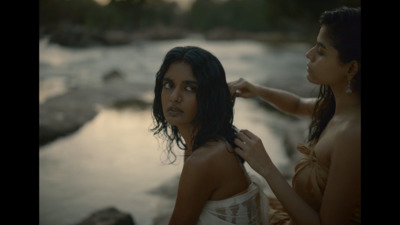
[234,129,272,175]
[228,78,258,99]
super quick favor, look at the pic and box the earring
[346,79,352,94]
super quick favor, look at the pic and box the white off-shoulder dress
[197,173,269,225]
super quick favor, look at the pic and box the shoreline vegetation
[41,0,352,48]
[40,23,310,48]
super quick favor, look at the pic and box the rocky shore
[39,71,152,147]
[40,24,309,48]
[75,207,136,225]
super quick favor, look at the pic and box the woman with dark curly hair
[152,46,268,225]
[229,6,361,225]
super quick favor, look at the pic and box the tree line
[40,0,361,37]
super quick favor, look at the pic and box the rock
[48,23,104,48]
[44,23,189,47]
[39,80,152,147]
[39,90,99,146]
[102,30,134,46]
[75,207,135,225]
[103,69,124,82]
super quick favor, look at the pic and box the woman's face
[305,25,348,88]
[161,61,198,129]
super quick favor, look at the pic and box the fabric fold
[197,174,269,225]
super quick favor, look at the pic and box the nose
[305,46,314,60]
[305,48,312,59]
[170,88,182,103]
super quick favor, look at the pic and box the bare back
[168,139,250,224]
[190,139,250,200]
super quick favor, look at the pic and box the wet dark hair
[151,46,240,164]
[307,6,361,144]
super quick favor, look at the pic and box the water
[39,35,312,225]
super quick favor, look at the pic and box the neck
[332,87,360,116]
[177,125,195,155]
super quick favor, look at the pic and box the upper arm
[295,97,317,117]
[168,156,216,225]
[320,127,361,225]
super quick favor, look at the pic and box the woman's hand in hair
[234,129,273,176]
[228,78,259,99]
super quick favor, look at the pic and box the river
[39,35,314,225]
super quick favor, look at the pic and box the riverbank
[40,24,311,48]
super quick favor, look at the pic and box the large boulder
[39,79,152,147]
[75,207,135,225]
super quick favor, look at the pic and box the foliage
[39,0,361,34]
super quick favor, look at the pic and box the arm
[168,155,216,225]
[228,78,316,117]
[234,128,361,225]
[234,129,321,225]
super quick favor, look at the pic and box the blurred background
[39,0,361,225]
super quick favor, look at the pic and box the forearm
[261,163,321,225]
[254,85,312,117]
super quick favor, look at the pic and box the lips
[166,105,183,116]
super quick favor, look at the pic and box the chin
[165,117,178,126]
[306,74,318,85]
[166,118,186,128]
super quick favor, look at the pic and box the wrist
[253,84,264,97]
[259,161,277,180]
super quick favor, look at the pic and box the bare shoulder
[182,139,238,186]
[333,114,361,163]
[188,139,236,167]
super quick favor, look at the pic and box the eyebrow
[317,41,327,49]
[163,77,198,85]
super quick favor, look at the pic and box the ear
[346,60,360,80]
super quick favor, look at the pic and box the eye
[316,46,324,56]
[163,81,173,89]
[185,86,197,92]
